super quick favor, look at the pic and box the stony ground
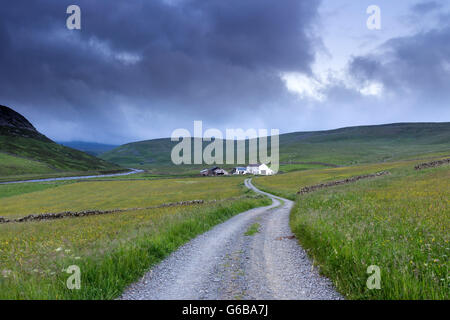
[120,179,342,300]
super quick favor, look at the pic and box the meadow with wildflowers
[0,176,245,218]
[1,155,448,299]
[254,158,449,299]
[0,176,271,299]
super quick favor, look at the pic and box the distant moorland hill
[100,122,450,173]
[59,141,119,156]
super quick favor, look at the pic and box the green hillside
[100,123,450,173]
[0,152,54,177]
[0,106,122,180]
[279,122,450,165]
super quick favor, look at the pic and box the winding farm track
[120,179,342,300]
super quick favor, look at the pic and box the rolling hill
[59,141,119,156]
[0,105,122,179]
[100,122,450,173]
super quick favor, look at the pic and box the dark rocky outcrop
[0,105,52,142]
[297,171,391,195]
[0,105,37,132]
[0,105,121,172]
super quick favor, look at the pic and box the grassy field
[0,176,247,218]
[0,181,73,199]
[0,195,270,299]
[253,157,449,299]
[253,160,418,200]
[0,175,270,299]
[1,139,448,300]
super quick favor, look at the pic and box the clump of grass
[245,223,261,236]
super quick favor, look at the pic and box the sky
[0,0,449,144]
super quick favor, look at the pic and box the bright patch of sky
[283,0,448,101]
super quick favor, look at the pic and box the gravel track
[120,179,342,300]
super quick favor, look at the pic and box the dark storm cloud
[0,0,321,143]
[411,1,442,14]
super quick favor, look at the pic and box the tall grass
[289,166,449,299]
[0,195,270,299]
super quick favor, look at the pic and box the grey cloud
[411,1,443,14]
[348,25,450,105]
[0,0,322,143]
[1,1,449,145]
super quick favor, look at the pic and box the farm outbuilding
[231,167,247,175]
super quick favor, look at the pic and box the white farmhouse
[246,163,274,175]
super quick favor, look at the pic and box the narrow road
[120,178,342,300]
[0,169,144,185]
